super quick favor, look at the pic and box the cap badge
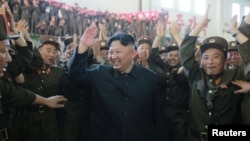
[196,44,200,48]
[231,42,236,47]
[209,38,215,43]
[49,37,54,41]
[101,41,106,47]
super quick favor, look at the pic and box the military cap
[37,35,60,52]
[158,45,168,54]
[200,36,228,57]
[100,40,109,50]
[195,42,201,49]
[64,37,73,47]
[137,36,153,46]
[0,33,20,41]
[227,41,238,51]
[165,42,179,53]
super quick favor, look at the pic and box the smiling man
[69,29,170,141]
[180,5,245,141]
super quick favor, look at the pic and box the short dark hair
[108,32,135,48]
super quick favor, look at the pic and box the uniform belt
[28,105,48,114]
[0,128,8,141]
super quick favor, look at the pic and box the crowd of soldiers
[2,0,168,39]
[1,1,250,141]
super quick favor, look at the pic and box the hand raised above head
[78,22,98,53]
[80,22,98,48]
[228,15,238,34]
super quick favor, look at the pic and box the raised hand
[170,21,179,37]
[156,20,166,38]
[190,4,210,36]
[228,15,238,34]
[16,20,28,36]
[170,21,183,46]
[78,22,98,53]
[98,23,108,40]
[4,2,16,33]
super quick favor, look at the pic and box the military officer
[0,32,66,141]
[150,20,189,141]
[226,41,242,69]
[228,12,250,124]
[180,6,245,141]
[15,35,68,141]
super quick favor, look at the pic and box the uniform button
[42,70,45,74]
[208,112,212,116]
[166,80,169,83]
[205,125,208,129]
[166,89,170,91]
[38,86,43,91]
[166,72,170,75]
[166,96,169,100]
[209,79,213,83]
[208,90,212,94]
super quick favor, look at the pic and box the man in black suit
[69,24,170,141]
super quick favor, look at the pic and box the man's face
[108,40,136,72]
[137,43,150,61]
[0,40,12,77]
[39,44,59,66]
[227,50,241,67]
[201,48,226,76]
[100,49,109,61]
[166,50,180,67]
[160,52,168,63]
[64,42,76,59]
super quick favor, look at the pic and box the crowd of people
[1,1,250,141]
[2,0,169,40]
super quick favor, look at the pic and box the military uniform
[136,36,163,73]
[18,36,67,141]
[236,21,250,124]
[0,32,36,141]
[0,79,37,141]
[60,37,91,141]
[180,36,245,141]
[150,44,189,141]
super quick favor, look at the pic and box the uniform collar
[37,67,51,75]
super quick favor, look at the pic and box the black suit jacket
[69,49,171,141]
